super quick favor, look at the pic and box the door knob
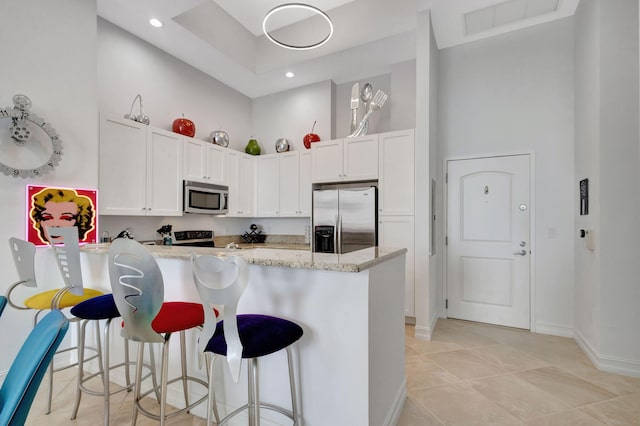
[513,249,527,256]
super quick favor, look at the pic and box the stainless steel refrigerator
[312,183,377,254]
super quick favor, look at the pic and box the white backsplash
[99,215,311,242]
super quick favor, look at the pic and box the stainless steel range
[172,230,215,247]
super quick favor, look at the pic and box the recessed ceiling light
[285,72,295,78]
[149,18,163,28]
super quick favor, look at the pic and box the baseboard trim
[414,325,430,340]
[414,311,439,341]
[535,321,574,338]
[383,378,407,426]
[574,331,640,378]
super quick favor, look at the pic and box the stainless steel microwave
[183,181,228,215]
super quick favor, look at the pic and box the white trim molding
[535,321,574,338]
[383,378,407,426]
[575,331,640,378]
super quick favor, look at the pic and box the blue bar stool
[0,310,69,425]
[191,254,304,425]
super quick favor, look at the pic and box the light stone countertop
[81,244,406,273]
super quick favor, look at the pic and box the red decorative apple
[303,121,320,149]
[173,114,196,138]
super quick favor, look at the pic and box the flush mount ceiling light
[285,71,295,78]
[263,3,333,50]
[149,18,163,28]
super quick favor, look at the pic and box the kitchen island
[80,245,407,426]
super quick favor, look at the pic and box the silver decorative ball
[210,130,229,147]
[275,138,291,153]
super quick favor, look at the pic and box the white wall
[574,0,602,361]
[437,18,576,335]
[0,0,98,377]
[391,60,418,132]
[573,0,640,374]
[97,18,252,151]
[251,80,332,154]
[428,20,439,331]
[413,10,432,339]
[598,0,640,367]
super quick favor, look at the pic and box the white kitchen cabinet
[379,129,415,216]
[311,135,378,183]
[226,150,255,217]
[379,215,415,316]
[256,152,312,217]
[183,138,226,185]
[278,151,312,217]
[99,114,183,216]
[256,154,280,216]
[299,151,312,215]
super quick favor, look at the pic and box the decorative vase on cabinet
[245,138,261,155]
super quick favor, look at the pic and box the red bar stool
[191,254,304,426]
[108,238,208,425]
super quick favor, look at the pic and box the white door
[447,155,531,329]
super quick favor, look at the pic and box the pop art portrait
[27,185,98,246]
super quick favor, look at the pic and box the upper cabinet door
[183,139,207,182]
[227,151,254,216]
[311,139,344,183]
[183,139,227,184]
[379,129,415,216]
[238,154,255,216]
[99,114,147,216]
[279,151,301,216]
[299,151,312,215]
[311,136,379,183]
[206,143,227,185]
[343,135,379,181]
[146,127,183,216]
[256,154,280,216]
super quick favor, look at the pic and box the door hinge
[445,299,448,309]
[445,236,448,246]
[445,173,448,184]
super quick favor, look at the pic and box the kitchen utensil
[275,138,291,153]
[350,82,359,134]
[348,89,388,138]
[360,83,373,135]
[210,130,229,147]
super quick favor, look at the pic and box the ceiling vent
[464,0,560,36]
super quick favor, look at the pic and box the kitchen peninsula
[80,244,407,426]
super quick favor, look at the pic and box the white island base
[81,247,407,426]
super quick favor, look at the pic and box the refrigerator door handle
[335,214,341,254]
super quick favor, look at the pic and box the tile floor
[25,319,640,425]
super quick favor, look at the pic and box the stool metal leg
[132,341,145,426]
[286,346,299,425]
[70,319,95,420]
[160,333,171,426]
[248,358,260,426]
[180,330,190,411]
[102,318,112,426]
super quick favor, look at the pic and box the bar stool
[108,238,208,425]
[6,228,104,415]
[191,254,304,426]
[0,296,6,317]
